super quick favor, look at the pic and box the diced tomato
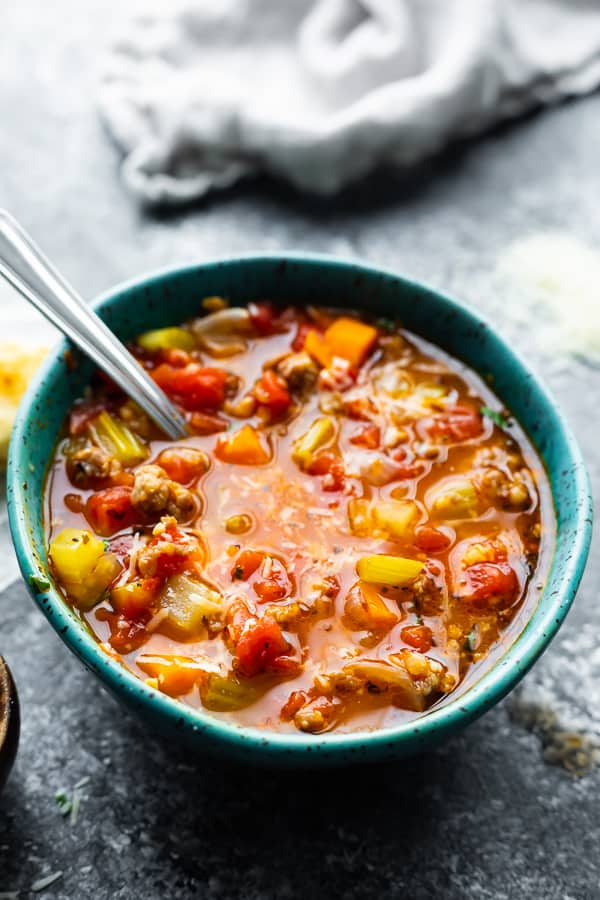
[188,412,228,435]
[306,451,337,477]
[231,549,265,581]
[306,452,346,492]
[253,370,291,417]
[152,363,228,411]
[390,459,425,479]
[85,485,137,537]
[350,424,380,449]
[140,523,202,580]
[280,690,309,721]
[292,322,313,352]
[69,399,108,435]
[234,614,296,678]
[155,447,209,484]
[254,558,292,602]
[414,526,451,553]
[225,599,253,644]
[424,404,483,442]
[460,562,519,607]
[401,624,433,653]
[248,301,281,335]
[107,614,149,654]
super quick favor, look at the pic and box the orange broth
[45,302,554,734]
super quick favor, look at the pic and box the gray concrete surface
[1,3,599,899]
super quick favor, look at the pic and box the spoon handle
[0,211,187,439]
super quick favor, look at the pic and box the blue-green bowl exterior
[7,254,593,766]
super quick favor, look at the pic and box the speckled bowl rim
[7,253,593,762]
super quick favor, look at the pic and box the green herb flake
[376,317,396,333]
[233,565,244,580]
[29,575,51,593]
[480,405,510,429]
[55,791,72,817]
[464,626,479,653]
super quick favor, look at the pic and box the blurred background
[1,2,600,898]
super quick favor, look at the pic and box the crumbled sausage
[293,696,342,733]
[131,464,197,522]
[477,466,531,511]
[276,352,318,397]
[66,445,122,488]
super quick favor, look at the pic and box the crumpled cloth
[99,0,600,205]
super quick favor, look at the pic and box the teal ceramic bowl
[7,255,592,766]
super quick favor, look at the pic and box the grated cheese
[495,232,600,364]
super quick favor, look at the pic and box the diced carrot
[137,654,206,696]
[304,329,333,368]
[215,424,271,465]
[323,317,378,369]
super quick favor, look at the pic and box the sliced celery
[90,410,149,467]
[200,673,261,711]
[160,575,223,639]
[357,554,424,586]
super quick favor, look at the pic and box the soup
[45,300,554,734]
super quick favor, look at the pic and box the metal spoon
[0,210,188,439]
[0,656,19,792]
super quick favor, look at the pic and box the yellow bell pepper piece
[49,529,105,584]
[291,417,335,469]
[357,554,424,586]
[50,529,122,609]
[372,500,419,539]
[136,326,195,352]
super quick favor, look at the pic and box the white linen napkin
[98,0,600,205]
